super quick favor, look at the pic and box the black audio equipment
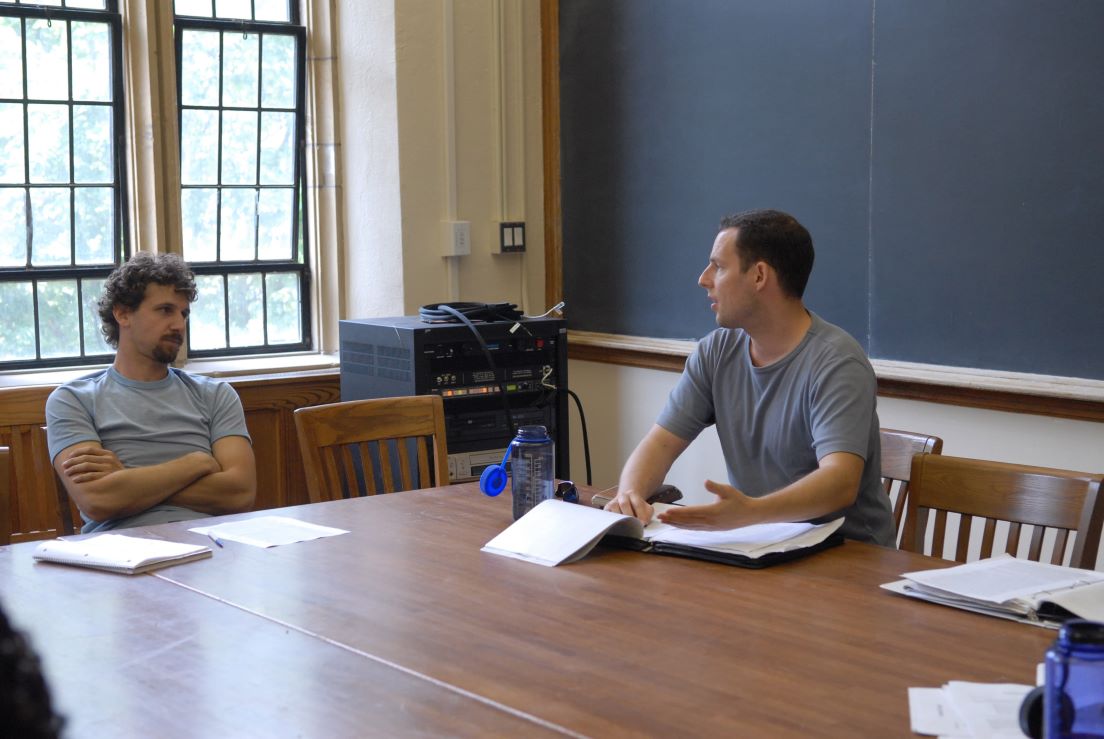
[339,315,568,482]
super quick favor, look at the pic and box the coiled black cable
[418,302,523,323]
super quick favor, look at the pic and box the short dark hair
[0,603,64,738]
[97,253,197,348]
[718,209,814,299]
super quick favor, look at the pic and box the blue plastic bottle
[1044,619,1104,738]
[507,425,554,520]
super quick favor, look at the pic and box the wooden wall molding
[567,331,1104,423]
[1,370,340,544]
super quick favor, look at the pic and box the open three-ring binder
[482,499,844,568]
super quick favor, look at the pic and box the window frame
[0,0,130,371]
[172,9,312,359]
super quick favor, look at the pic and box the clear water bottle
[1044,619,1104,738]
[508,425,554,520]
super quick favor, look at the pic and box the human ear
[112,304,131,327]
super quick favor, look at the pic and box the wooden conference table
[1,483,1052,737]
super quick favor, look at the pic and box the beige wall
[336,2,1104,545]
[336,0,544,324]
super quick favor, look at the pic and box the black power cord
[564,387,592,486]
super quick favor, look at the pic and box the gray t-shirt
[657,312,894,546]
[45,367,251,533]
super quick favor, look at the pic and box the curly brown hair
[97,253,198,348]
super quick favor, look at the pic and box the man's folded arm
[164,435,256,515]
[54,442,220,523]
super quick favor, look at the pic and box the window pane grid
[186,265,307,356]
[0,2,111,8]
[174,0,295,24]
[176,12,309,356]
[0,1,126,370]
[0,272,115,367]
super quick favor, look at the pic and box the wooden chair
[880,428,943,544]
[38,427,82,536]
[901,454,1104,569]
[293,395,450,503]
[0,446,11,545]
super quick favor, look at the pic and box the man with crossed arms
[47,253,256,533]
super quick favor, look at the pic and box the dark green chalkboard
[559,0,1104,381]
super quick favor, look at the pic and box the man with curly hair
[45,253,256,533]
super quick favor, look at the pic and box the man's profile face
[116,283,190,365]
[698,228,758,329]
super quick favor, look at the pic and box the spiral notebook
[33,534,213,575]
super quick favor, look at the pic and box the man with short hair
[46,252,256,533]
[606,209,894,546]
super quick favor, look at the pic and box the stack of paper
[882,554,1104,626]
[909,681,1033,738]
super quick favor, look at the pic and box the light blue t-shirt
[45,367,251,533]
[657,312,894,546]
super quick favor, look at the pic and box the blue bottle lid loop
[479,445,513,497]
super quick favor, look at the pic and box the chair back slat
[1027,526,1045,562]
[415,437,431,488]
[879,429,943,546]
[294,396,449,503]
[902,455,1104,569]
[0,447,11,545]
[360,442,377,495]
[956,517,972,562]
[932,509,948,556]
[395,439,413,492]
[1005,522,1022,557]
[378,440,396,494]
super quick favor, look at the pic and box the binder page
[643,511,843,557]
[482,500,643,567]
[1040,580,1104,621]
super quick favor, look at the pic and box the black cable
[423,303,516,436]
[564,388,592,486]
[418,302,523,323]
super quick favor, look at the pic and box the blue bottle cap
[479,445,513,497]
[480,464,508,496]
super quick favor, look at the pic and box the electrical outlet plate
[498,221,525,253]
[443,220,471,256]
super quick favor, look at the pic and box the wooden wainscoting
[0,370,340,544]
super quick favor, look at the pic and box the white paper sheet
[909,682,1032,738]
[190,516,348,548]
